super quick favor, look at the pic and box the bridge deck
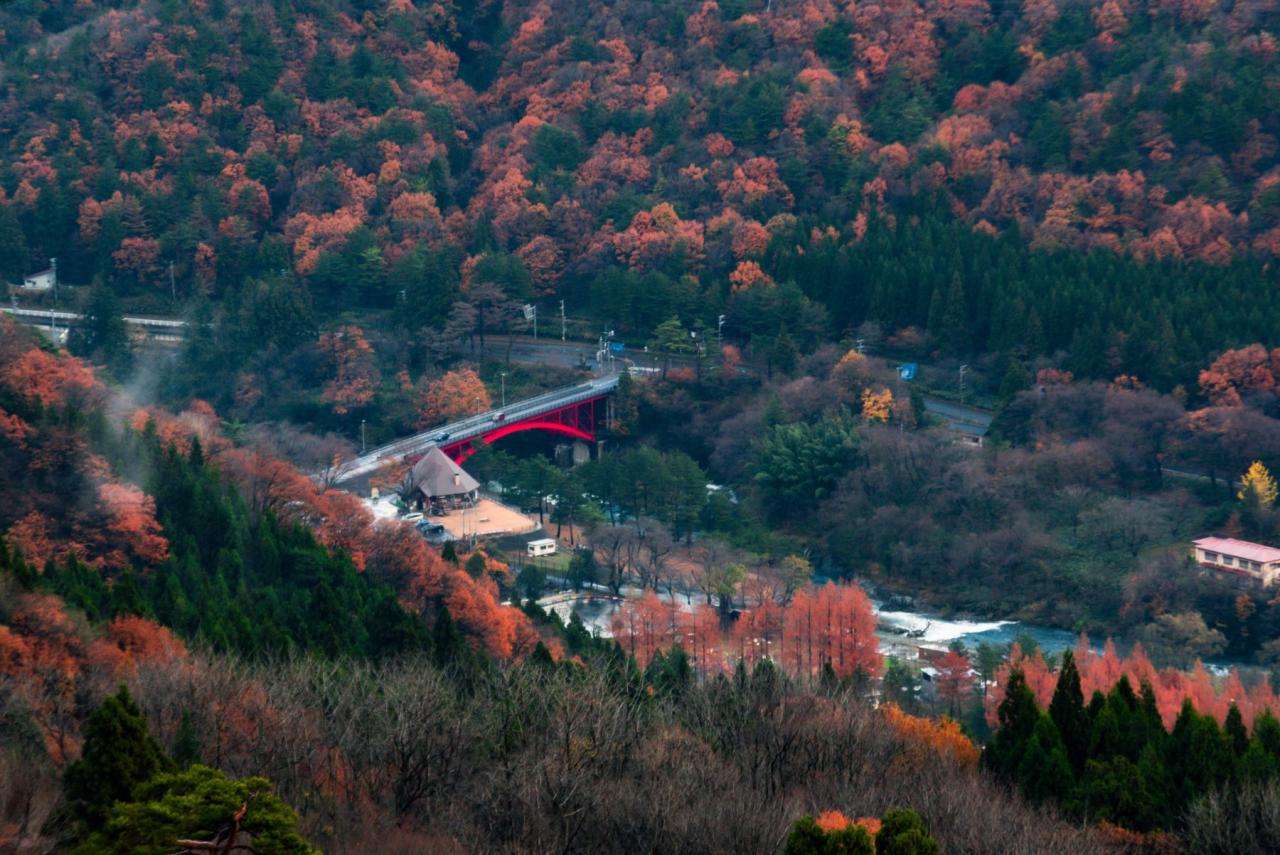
[3,306,188,329]
[334,374,619,484]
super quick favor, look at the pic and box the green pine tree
[1048,650,1090,775]
[783,815,874,855]
[63,685,174,831]
[74,765,318,855]
[983,668,1040,781]
[171,710,201,769]
[876,808,940,855]
[1016,715,1074,805]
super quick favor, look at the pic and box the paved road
[920,396,994,427]
[333,373,622,484]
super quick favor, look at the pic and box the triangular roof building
[401,447,480,503]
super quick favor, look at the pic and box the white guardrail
[334,374,620,483]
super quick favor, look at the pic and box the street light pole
[500,371,506,407]
[360,419,366,454]
[959,364,969,405]
[560,300,566,341]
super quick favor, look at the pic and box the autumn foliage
[988,637,1280,730]
[611,581,881,680]
[414,367,492,428]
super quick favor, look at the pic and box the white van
[527,538,557,557]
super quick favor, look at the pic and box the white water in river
[874,609,1013,644]
[547,589,1083,655]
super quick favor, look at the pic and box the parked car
[493,412,506,422]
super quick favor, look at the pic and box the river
[543,586,1087,656]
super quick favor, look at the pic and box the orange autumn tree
[414,367,491,428]
[860,386,894,423]
[319,325,380,416]
[882,703,980,768]
[781,582,882,680]
[1199,343,1280,407]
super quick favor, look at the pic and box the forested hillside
[13,0,1280,851]
[3,0,1280,402]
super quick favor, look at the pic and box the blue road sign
[899,362,917,381]
[609,342,625,353]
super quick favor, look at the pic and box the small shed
[400,447,480,511]
[21,269,55,291]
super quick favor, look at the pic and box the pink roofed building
[1192,536,1280,586]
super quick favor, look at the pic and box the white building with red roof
[1192,536,1280,586]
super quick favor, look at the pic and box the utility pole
[560,299,566,341]
[360,419,367,454]
[959,364,969,405]
[717,313,726,348]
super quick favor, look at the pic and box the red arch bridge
[333,374,620,484]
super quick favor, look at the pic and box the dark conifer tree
[1016,715,1074,805]
[983,668,1039,781]
[1048,650,1090,775]
[63,685,173,830]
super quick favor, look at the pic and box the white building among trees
[1192,536,1280,586]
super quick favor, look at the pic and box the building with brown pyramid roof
[399,447,480,510]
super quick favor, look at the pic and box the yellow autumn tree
[861,386,893,423]
[1238,461,1278,507]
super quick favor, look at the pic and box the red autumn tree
[1,348,98,409]
[934,649,975,714]
[93,482,170,569]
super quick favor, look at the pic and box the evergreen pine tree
[1225,703,1250,758]
[982,668,1040,781]
[1049,650,1090,775]
[69,283,133,375]
[937,274,969,354]
[998,359,1030,403]
[1241,710,1280,779]
[0,202,29,282]
[431,606,468,669]
[876,808,940,855]
[1016,714,1074,805]
[63,685,174,830]
[1081,755,1161,831]
[465,551,488,579]
[171,710,202,769]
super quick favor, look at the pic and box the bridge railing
[335,375,620,482]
